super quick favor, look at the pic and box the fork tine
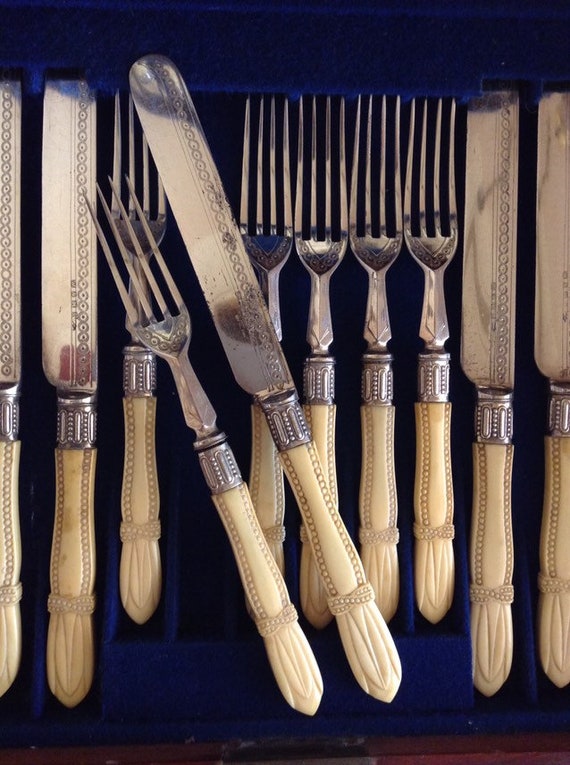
[433,98,442,234]
[394,96,402,233]
[404,98,415,233]
[339,97,347,235]
[283,97,292,235]
[128,95,136,219]
[111,91,121,217]
[310,97,317,239]
[124,175,185,313]
[379,95,386,237]
[295,96,304,238]
[239,95,251,235]
[365,96,373,237]
[269,95,277,235]
[325,96,331,237]
[419,99,428,235]
[256,96,264,235]
[448,99,457,225]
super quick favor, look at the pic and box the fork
[239,94,292,575]
[349,95,402,623]
[112,93,166,624]
[404,97,458,623]
[294,95,347,629]
[90,177,323,716]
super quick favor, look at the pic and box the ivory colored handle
[359,404,399,623]
[120,395,161,624]
[0,441,22,696]
[299,403,335,629]
[469,441,514,696]
[249,404,285,573]
[280,440,401,702]
[538,435,570,687]
[414,401,455,623]
[47,448,96,708]
[211,480,322,716]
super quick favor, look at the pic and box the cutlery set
[0,54,568,716]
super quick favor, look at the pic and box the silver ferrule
[57,393,97,449]
[123,345,157,397]
[475,388,513,445]
[194,431,243,495]
[418,351,450,403]
[548,382,570,437]
[304,356,335,405]
[0,383,20,441]
[257,390,311,452]
[361,353,393,406]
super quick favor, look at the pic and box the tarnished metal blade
[42,79,97,394]
[535,92,570,382]
[0,80,21,388]
[129,55,292,399]
[461,90,519,390]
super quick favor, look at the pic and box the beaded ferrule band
[475,389,513,445]
[0,384,19,442]
[361,353,393,406]
[303,356,335,405]
[548,382,570,437]
[123,345,157,397]
[257,391,311,452]
[195,432,243,495]
[418,352,450,403]
[57,394,97,449]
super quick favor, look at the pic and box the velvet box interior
[0,0,570,750]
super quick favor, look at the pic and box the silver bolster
[194,432,243,495]
[475,389,513,445]
[57,393,97,449]
[304,356,335,405]
[257,391,311,452]
[362,353,393,406]
[418,352,450,403]
[548,382,570,437]
[123,345,156,397]
[0,384,19,441]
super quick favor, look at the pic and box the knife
[42,78,97,708]
[130,54,401,702]
[462,89,519,696]
[0,78,22,696]
[535,91,570,688]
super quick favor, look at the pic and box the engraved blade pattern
[0,81,20,389]
[42,80,97,394]
[535,92,570,383]
[461,91,519,391]
[129,56,293,400]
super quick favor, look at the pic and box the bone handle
[279,440,401,702]
[414,401,455,623]
[196,435,322,716]
[538,435,570,687]
[359,404,399,622]
[249,403,285,573]
[120,347,161,624]
[469,441,514,697]
[0,440,22,696]
[299,402,335,629]
[47,447,96,708]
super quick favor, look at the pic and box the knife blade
[0,78,22,697]
[42,77,97,708]
[535,90,570,688]
[130,54,401,703]
[462,89,519,696]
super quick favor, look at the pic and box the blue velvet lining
[0,0,569,749]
